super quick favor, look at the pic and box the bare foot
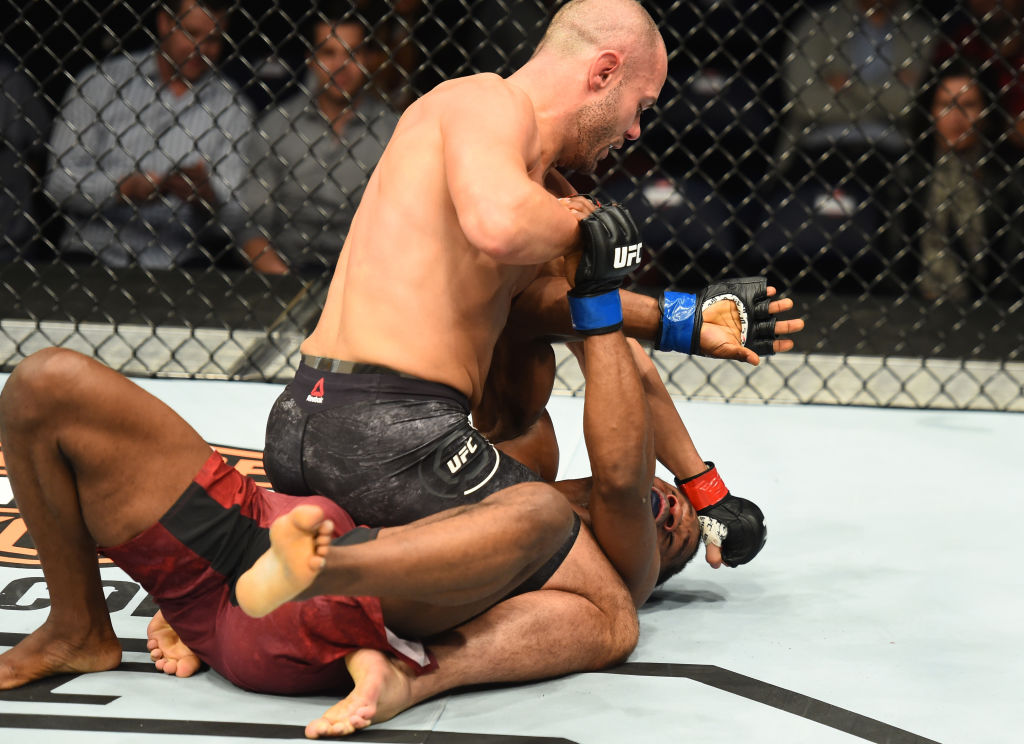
[147,611,202,678]
[305,649,414,739]
[235,504,333,618]
[0,621,121,690]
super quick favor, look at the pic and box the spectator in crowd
[45,0,251,270]
[1,56,49,261]
[894,56,1024,302]
[239,1,399,276]
[778,0,936,185]
[933,0,1024,154]
[361,0,425,110]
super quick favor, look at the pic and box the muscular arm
[495,274,803,363]
[442,78,582,264]
[626,340,705,479]
[577,331,659,607]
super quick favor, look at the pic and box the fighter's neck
[506,64,580,172]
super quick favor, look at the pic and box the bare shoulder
[430,73,535,127]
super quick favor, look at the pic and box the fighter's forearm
[579,332,659,606]
[508,275,660,344]
[582,335,653,495]
[627,340,706,480]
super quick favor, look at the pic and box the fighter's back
[303,73,548,403]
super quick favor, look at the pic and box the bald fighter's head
[535,0,665,76]
[528,0,667,172]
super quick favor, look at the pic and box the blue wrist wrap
[567,291,623,334]
[658,291,697,352]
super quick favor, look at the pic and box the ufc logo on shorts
[446,437,478,474]
[613,243,642,269]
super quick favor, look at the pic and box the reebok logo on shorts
[306,377,325,404]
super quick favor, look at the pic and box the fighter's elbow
[461,208,520,262]
[593,461,649,500]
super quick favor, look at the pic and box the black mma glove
[567,204,643,335]
[676,462,767,567]
[655,276,778,356]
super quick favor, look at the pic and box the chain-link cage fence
[1,0,1022,409]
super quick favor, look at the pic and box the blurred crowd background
[1,0,1022,410]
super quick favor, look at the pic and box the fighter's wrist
[655,291,698,353]
[674,461,728,511]
[567,289,623,336]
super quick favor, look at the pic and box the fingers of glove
[752,298,772,320]
[749,318,777,351]
[736,276,768,306]
[598,204,640,244]
[580,215,606,247]
[602,207,628,243]
[592,208,619,241]
[615,205,641,242]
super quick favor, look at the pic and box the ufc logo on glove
[613,242,643,269]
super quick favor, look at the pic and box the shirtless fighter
[231,237,710,734]
[261,0,792,536]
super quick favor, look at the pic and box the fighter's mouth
[651,488,664,519]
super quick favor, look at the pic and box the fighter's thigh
[1,348,211,543]
[540,527,639,656]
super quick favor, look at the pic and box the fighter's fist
[567,204,643,335]
[572,204,642,297]
[676,462,767,567]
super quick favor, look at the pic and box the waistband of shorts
[296,355,471,411]
[301,354,424,380]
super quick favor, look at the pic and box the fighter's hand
[704,541,724,569]
[147,610,202,678]
[699,286,805,365]
[558,194,600,220]
[560,195,601,285]
[677,462,767,568]
[565,204,643,336]
[656,277,804,366]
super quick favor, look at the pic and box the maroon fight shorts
[100,451,434,695]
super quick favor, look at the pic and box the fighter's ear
[587,50,623,91]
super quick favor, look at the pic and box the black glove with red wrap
[675,462,767,566]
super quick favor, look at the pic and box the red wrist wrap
[676,462,728,511]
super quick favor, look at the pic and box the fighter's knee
[0,348,93,426]
[588,590,639,669]
[605,606,640,666]
[519,484,575,544]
